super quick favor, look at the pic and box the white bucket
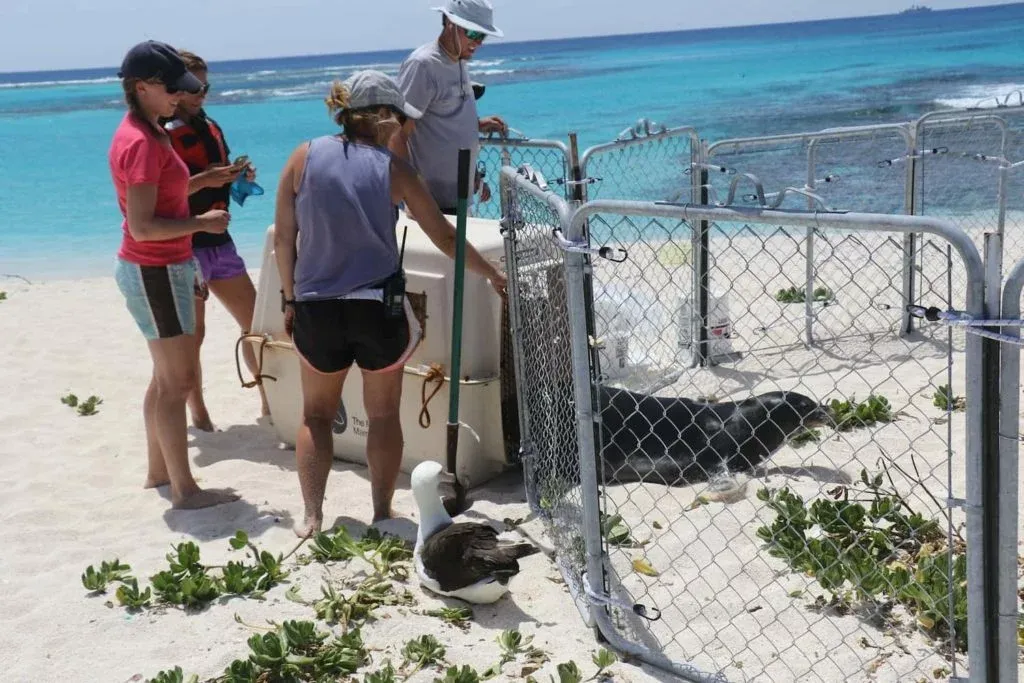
[592,282,642,380]
[677,288,735,358]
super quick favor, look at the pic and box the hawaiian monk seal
[597,387,831,486]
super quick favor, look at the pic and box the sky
[1,0,1020,74]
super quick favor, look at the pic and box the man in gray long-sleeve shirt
[390,0,508,213]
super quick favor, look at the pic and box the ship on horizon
[899,4,933,14]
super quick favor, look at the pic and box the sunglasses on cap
[464,29,487,42]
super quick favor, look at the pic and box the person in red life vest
[163,49,270,430]
[109,40,239,510]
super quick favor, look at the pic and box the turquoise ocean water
[2,3,1024,280]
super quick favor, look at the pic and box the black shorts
[292,297,421,374]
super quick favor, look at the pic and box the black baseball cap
[117,41,203,94]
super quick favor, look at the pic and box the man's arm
[392,55,435,162]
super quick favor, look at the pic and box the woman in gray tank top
[274,70,507,537]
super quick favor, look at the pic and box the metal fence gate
[500,164,1002,682]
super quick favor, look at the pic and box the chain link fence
[475,136,571,219]
[578,202,983,683]
[499,167,593,620]
[503,163,990,681]
[579,122,700,203]
[498,98,1024,683]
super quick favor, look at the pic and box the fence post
[901,127,918,336]
[560,223,607,640]
[805,141,819,346]
[998,255,1024,683]
[694,141,712,367]
[980,234,1003,682]
[963,233,1002,682]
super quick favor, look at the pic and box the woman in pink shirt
[109,41,238,510]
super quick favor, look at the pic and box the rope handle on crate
[415,364,484,443]
[234,334,279,389]
[419,363,446,429]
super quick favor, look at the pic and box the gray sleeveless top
[293,136,398,301]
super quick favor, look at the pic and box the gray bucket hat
[342,70,423,119]
[432,0,504,38]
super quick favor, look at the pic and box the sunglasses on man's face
[464,29,486,43]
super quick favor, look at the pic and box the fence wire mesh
[582,210,973,682]
[705,127,916,347]
[501,173,589,606]
[914,115,1007,349]
[580,125,698,203]
[475,137,570,219]
[502,101,1024,682]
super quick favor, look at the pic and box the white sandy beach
[1,216,1021,683]
[0,272,668,683]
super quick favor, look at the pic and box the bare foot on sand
[171,488,239,510]
[144,476,170,489]
[191,413,216,432]
[295,512,323,538]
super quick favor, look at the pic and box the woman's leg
[360,367,404,523]
[148,334,238,509]
[143,373,167,488]
[295,362,348,537]
[208,273,270,416]
[186,295,215,432]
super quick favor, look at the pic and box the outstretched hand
[479,115,508,137]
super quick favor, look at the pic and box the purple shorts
[193,242,248,283]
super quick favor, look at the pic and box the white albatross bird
[411,460,539,604]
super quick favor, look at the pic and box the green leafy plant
[309,527,412,580]
[434,665,481,683]
[364,660,398,683]
[216,620,368,681]
[425,606,473,629]
[86,532,299,614]
[0,291,7,301]
[289,576,413,632]
[933,384,965,412]
[756,469,967,651]
[482,629,548,679]
[61,393,103,416]
[401,634,447,678]
[146,667,198,683]
[788,428,822,447]
[590,649,617,680]
[116,577,153,610]
[827,394,893,432]
[599,513,635,547]
[554,661,583,683]
[775,285,833,304]
[81,559,133,593]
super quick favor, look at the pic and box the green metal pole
[444,148,472,515]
